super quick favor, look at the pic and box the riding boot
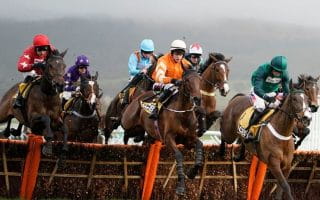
[13,92,24,109]
[122,89,130,106]
[149,89,171,120]
[244,110,263,143]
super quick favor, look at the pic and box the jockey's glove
[33,62,46,70]
[263,95,276,103]
[171,78,182,86]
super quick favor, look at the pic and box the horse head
[286,81,311,122]
[203,53,232,96]
[296,74,319,112]
[80,72,100,110]
[44,49,67,93]
[181,69,202,106]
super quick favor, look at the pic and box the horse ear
[95,71,98,80]
[224,57,232,63]
[209,53,218,63]
[60,49,68,58]
[316,75,320,82]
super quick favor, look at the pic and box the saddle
[63,97,76,112]
[13,78,41,100]
[119,87,136,104]
[238,107,275,138]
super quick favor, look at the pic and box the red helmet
[33,34,50,47]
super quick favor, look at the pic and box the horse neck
[40,76,56,96]
[74,97,96,115]
[270,98,295,137]
[201,66,216,92]
[173,84,194,110]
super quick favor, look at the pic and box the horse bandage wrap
[238,107,275,138]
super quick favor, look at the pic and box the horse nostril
[310,105,319,113]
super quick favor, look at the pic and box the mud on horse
[0,49,68,156]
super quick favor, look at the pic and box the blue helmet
[75,55,89,67]
[140,39,154,52]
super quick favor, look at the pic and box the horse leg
[166,134,185,195]
[32,115,53,156]
[295,128,310,149]
[268,157,294,200]
[219,138,226,157]
[233,142,245,162]
[0,117,13,137]
[187,138,203,179]
[11,123,23,137]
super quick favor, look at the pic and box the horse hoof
[175,186,185,195]
[187,166,200,179]
[42,144,53,156]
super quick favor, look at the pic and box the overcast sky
[2,0,320,28]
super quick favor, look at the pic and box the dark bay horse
[121,69,203,195]
[199,53,232,132]
[220,83,310,200]
[0,49,68,155]
[293,74,319,149]
[63,73,102,143]
[104,55,159,143]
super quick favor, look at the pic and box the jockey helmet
[140,39,155,52]
[33,34,51,47]
[189,43,203,55]
[270,56,287,72]
[75,55,90,67]
[170,40,186,52]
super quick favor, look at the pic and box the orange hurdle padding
[20,134,44,200]
[247,155,259,200]
[141,140,162,200]
[251,160,267,200]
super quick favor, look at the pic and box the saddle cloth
[238,106,275,137]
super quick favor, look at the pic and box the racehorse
[199,53,232,133]
[104,54,159,144]
[121,69,203,195]
[63,72,102,143]
[293,74,319,149]
[0,49,68,155]
[219,82,310,200]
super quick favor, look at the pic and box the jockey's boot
[122,89,130,106]
[13,92,24,109]
[244,109,262,143]
[149,89,171,120]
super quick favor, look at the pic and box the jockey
[14,34,55,108]
[149,39,191,120]
[245,56,290,142]
[185,43,203,71]
[62,55,91,102]
[121,39,155,105]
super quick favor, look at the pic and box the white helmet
[170,39,186,51]
[189,43,203,55]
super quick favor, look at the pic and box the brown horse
[0,49,68,155]
[220,83,309,200]
[199,53,232,132]
[293,74,319,149]
[63,73,102,143]
[121,69,203,195]
[104,55,159,144]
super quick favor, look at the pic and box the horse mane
[183,68,197,77]
[199,52,226,74]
